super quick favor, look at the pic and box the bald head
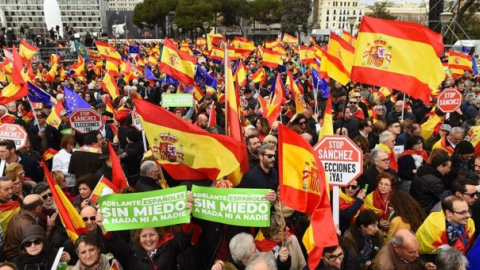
[391,229,420,263]
[300,133,313,144]
[23,194,43,212]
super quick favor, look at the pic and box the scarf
[372,189,391,220]
[446,220,467,247]
[440,136,455,155]
[398,149,429,163]
[339,189,354,210]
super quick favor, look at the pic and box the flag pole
[401,94,406,121]
[224,42,229,133]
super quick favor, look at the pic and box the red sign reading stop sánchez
[437,88,462,113]
[313,136,363,187]
[69,109,104,134]
[0,124,27,150]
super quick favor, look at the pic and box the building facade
[108,0,142,11]
[365,2,429,26]
[311,0,364,32]
[0,0,108,39]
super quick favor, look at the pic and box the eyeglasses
[452,209,472,216]
[378,158,390,163]
[324,252,344,262]
[349,102,358,105]
[375,108,384,111]
[299,121,306,125]
[378,183,391,188]
[463,192,478,198]
[261,154,275,159]
[82,216,96,222]
[24,239,43,248]
[347,185,359,189]
[41,193,52,200]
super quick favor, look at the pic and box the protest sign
[192,185,271,227]
[98,186,189,231]
[162,93,194,107]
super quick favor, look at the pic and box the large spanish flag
[159,38,196,86]
[42,162,88,242]
[0,201,20,234]
[342,30,357,47]
[261,49,283,68]
[18,40,39,61]
[299,46,315,64]
[133,98,245,181]
[351,16,444,105]
[320,94,334,137]
[448,51,473,78]
[1,45,27,104]
[95,40,121,60]
[231,36,255,55]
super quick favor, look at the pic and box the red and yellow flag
[70,55,85,81]
[89,176,120,205]
[47,101,65,128]
[0,201,20,233]
[342,30,357,47]
[159,38,196,86]
[351,16,444,105]
[41,148,58,162]
[448,51,472,78]
[320,94,334,137]
[287,71,305,114]
[231,36,255,56]
[261,49,283,68]
[42,162,88,242]
[234,60,248,87]
[18,40,39,61]
[251,67,266,86]
[320,49,350,86]
[210,46,225,62]
[282,33,299,44]
[1,45,27,104]
[95,40,121,60]
[105,55,120,74]
[299,46,316,64]
[328,32,355,75]
[107,140,129,190]
[101,71,120,100]
[133,98,245,181]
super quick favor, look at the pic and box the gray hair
[140,160,157,176]
[229,233,255,264]
[466,92,476,102]
[246,252,277,270]
[435,249,469,270]
[258,143,275,155]
[379,131,393,144]
[450,126,465,136]
[371,148,388,163]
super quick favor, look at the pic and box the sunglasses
[42,193,52,200]
[347,185,359,189]
[24,239,42,247]
[463,192,477,198]
[82,216,96,222]
[262,154,275,159]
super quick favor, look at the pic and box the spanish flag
[70,55,85,81]
[416,211,475,254]
[265,40,279,49]
[234,60,248,87]
[95,40,121,60]
[47,101,65,128]
[342,30,357,47]
[196,37,206,48]
[351,16,444,105]
[207,33,225,50]
[261,49,283,68]
[264,73,284,126]
[1,45,27,104]
[328,32,355,75]
[282,33,299,44]
[420,113,443,140]
[320,94,334,137]
[0,201,20,234]
[42,162,88,242]
[448,51,472,78]
[107,140,129,190]
[41,148,58,162]
[231,36,255,55]
[50,54,61,65]
[105,56,120,74]
[210,46,225,62]
[286,71,305,114]
[159,38,196,86]
[133,98,245,181]
[18,40,39,61]
[299,46,315,64]
[105,97,117,120]
[320,49,350,86]
[101,71,120,100]
[251,67,267,86]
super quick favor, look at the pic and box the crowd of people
[0,32,478,270]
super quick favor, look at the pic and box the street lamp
[440,12,453,36]
[196,27,201,40]
[172,23,178,39]
[266,26,271,41]
[297,24,303,44]
[347,16,356,34]
[178,28,183,40]
[203,21,210,50]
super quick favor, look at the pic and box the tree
[250,0,282,25]
[368,2,397,20]
[444,2,480,43]
[132,0,178,32]
[456,0,475,24]
[174,0,214,34]
[280,0,311,35]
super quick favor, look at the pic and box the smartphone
[364,184,369,191]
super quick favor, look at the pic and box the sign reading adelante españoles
[313,136,363,187]
[69,109,103,134]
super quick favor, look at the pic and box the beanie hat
[455,141,475,155]
[20,225,46,248]
[126,129,141,143]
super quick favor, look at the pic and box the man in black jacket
[135,160,165,192]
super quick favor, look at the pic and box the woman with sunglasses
[364,172,398,232]
[13,225,70,270]
[339,179,366,235]
[398,135,428,192]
